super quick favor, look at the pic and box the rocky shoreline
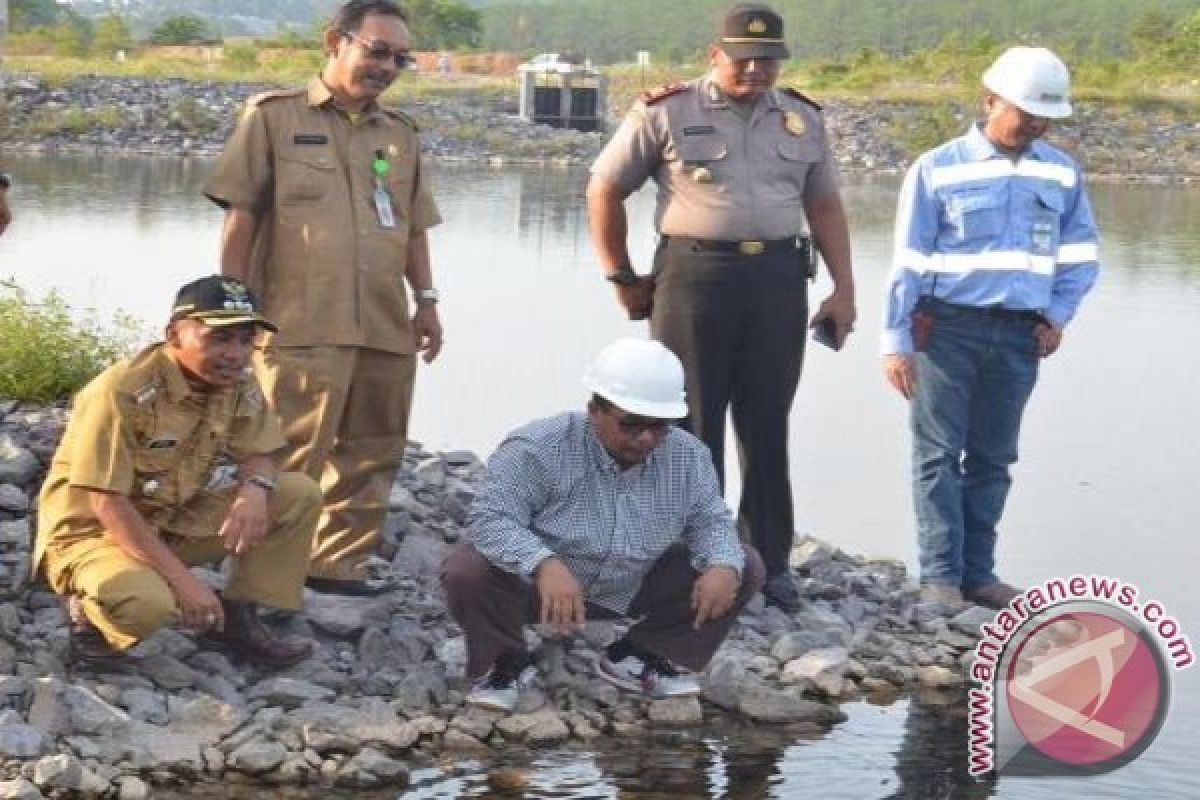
[2,73,1198,181]
[0,398,1002,797]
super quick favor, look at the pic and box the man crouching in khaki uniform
[35,275,319,668]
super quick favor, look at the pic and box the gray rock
[646,696,704,726]
[0,436,39,485]
[736,680,844,726]
[0,518,31,550]
[441,728,488,750]
[449,706,499,741]
[32,753,106,793]
[917,665,963,689]
[950,606,995,637]
[305,595,387,638]
[140,653,200,690]
[0,485,29,513]
[115,776,149,800]
[524,712,570,747]
[770,630,841,662]
[341,747,409,784]
[702,654,748,711]
[0,724,47,758]
[781,647,851,696]
[386,617,433,663]
[247,677,335,708]
[434,636,467,674]
[63,683,132,735]
[0,778,43,800]
[120,688,168,725]
[393,666,448,714]
[227,740,288,774]
[291,700,419,755]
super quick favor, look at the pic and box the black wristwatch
[605,265,639,287]
[0,174,10,191]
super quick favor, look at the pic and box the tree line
[4,0,483,54]
[477,0,1200,64]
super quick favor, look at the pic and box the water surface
[1,156,1197,798]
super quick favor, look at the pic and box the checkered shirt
[468,411,745,614]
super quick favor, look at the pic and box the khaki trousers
[43,472,320,650]
[254,345,416,580]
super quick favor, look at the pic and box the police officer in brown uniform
[35,276,319,667]
[587,3,857,611]
[204,1,443,595]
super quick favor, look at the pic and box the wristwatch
[414,288,439,304]
[245,474,277,492]
[0,174,10,191]
[605,265,639,287]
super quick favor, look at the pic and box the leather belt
[927,298,1046,323]
[663,236,802,256]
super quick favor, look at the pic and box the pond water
[1,155,1197,798]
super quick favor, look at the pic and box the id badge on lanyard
[372,149,396,229]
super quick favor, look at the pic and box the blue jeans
[911,300,1040,589]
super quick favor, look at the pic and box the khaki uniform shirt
[35,344,287,568]
[590,73,840,241]
[203,78,442,354]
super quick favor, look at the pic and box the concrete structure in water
[517,54,608,133]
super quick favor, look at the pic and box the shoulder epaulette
[639,82,690,106]
[245,87,306,108]
[782,87,822,112]
[381,108,418,132]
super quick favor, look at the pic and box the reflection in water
[889,691,995,800]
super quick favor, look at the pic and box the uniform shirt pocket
[777,137,821,163]
[132,445,180,510]
[675,135,728,183]
[276,148,337,205]
[1030,184,1064,256]
[944,186,1006,241]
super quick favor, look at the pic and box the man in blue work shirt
[880,47,1100,609]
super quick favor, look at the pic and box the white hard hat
[982,46,1072,119]
[582,338,688,419]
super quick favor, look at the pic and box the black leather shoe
[762,572,803,613]
[63,595,126,665]
[304,575,395,597]
[209,598,313,669]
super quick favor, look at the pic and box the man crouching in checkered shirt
[441,338,765,712]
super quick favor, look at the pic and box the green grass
[0,283,142,405]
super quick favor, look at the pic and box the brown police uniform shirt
[203,78,442,355]
[35,344,286,567]
[590,73,840,241]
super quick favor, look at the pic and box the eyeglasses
[610,411,673,437]
[342,30,415,69]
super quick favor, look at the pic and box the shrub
[0,284,141,404]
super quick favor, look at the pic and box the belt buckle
[738,240,765,256]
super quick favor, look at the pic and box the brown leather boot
[63,595,125,665]
[214,597,313,669]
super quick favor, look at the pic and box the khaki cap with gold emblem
[717,2,790,60]
[170,275,279,332]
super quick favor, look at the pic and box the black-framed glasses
[342,30,415,69]
[610,411,673,437]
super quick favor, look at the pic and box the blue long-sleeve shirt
[881,125,1100,354]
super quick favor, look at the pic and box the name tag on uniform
[294,134,329,145]
[146,437,178,449]
[683,125,716,136]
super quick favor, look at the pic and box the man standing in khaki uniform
[587,3,856,612]
[204,1,443,595]
[36,276,319,668]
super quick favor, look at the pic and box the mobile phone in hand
[812,316,841,351]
